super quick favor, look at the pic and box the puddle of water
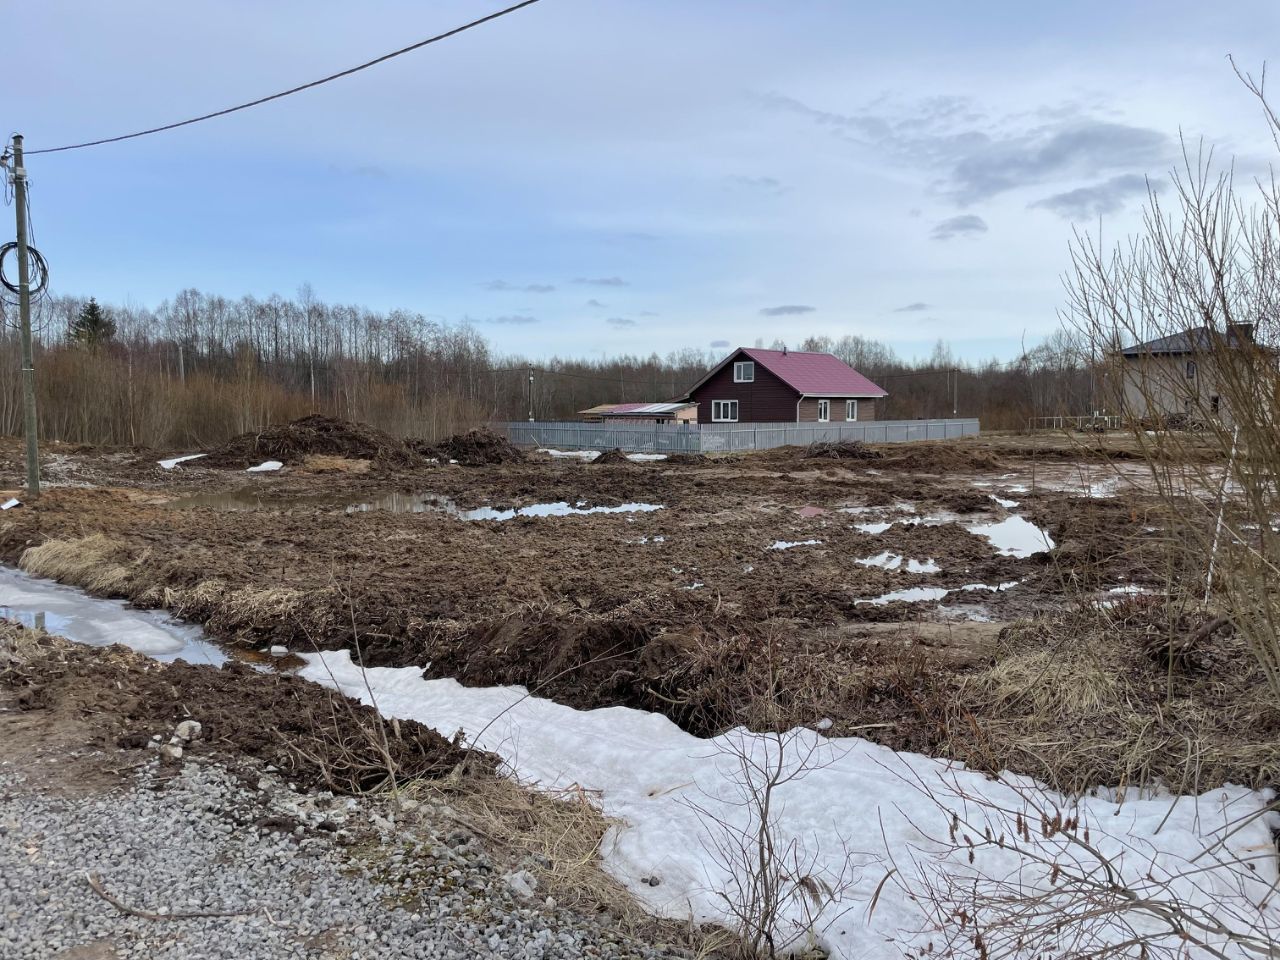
[0,568,227,666]
[965,516,1055,557]
[855,552,941,574]
[796,506,827,518]
[347,493,663,521]
[858,580,1020,606]
[158,453,206,470]
[768,539,822,551]
[841,503,915,516]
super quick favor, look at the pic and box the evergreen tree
[68,298,117,350]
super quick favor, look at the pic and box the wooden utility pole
[10,135,39,497]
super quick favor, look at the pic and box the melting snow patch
[965,516,1055,556]
[627,453,668,461]
[538,448,601,461]
[768,539,822,551]
[246,460,283,473]
[858,586,951,605]
[990,495,1020,509]
[158,453,206,470]
[294,653,1280,960]
[853,521,893,535]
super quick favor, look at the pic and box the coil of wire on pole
[0,241,48,299]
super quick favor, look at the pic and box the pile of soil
[804,440,881,461]
[0,627,468,793]
[429,429,526,467]
[203,415,416,469]
[881,443,1004,472]
[593,449,632,465]
[664,453,706,465]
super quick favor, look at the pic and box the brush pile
[203,415,416,468]
[428,428,526,466]
[804,440,881,460]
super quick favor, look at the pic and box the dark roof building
[683,347,887,424]
[1119,324,1256,357]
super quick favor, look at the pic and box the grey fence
[495,418,980,454]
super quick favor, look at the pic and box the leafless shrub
[888,768,1280,960]
[684,726,873,958]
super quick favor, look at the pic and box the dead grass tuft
[947,605,1280,794]
[19,534,136,596]
[302,454,372,474]
[409,772,732,956]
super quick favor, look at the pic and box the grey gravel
[0,757,693,959]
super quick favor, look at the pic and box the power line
[27,0,543,156]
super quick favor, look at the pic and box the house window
[712,400,739,422]
[846,399,858,421]
[733,361,755,383]
[1186,360,1197,379]
[817,399,830,422]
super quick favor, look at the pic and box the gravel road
[0,757,694,960]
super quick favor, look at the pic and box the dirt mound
[664,453,707,465]
[881,442,1004,472]
[203,415,415,469]
[593,449,632,465]
[804,440,882,461]
[429,429,526,466]
[0,627,467,793]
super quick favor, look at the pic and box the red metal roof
[739,348,887,397]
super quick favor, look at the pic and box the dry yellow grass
[19,534,136,596]
[407,773,733,957]
[302,454,372,474]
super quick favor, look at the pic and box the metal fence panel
[494,418,979,453]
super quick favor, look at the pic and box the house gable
[688,349,802,423]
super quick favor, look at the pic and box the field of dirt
[1,424,1265,792]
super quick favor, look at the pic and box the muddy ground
[1,429,1268,793]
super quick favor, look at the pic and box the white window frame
[711,399,739,422]
[846,399,858,421]
[817,399,830,422]
[733,361,755,383]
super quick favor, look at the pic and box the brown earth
[201,414,420,469]
[0,430,1254,791]
[0,623,467,793]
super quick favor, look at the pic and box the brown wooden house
[683,347,887,424]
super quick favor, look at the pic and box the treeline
[0,288,1098,448]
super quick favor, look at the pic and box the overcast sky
[10,1,1280,361]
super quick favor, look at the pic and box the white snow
[536,448,667,462]
[768,539,822,551]
[538,448,601,461]
[157,453,206,470]
[857,585,951,605]
[966,515,1056,556]
[300,651,1280,960]
[463,501,664,521]
[990,495,1020,509]
[855,552,941,574]
[853,521,893,534]
[246,460,284,473]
